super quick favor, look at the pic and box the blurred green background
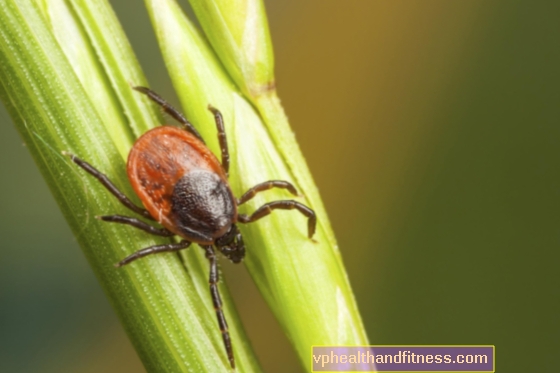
[1,0,558,372]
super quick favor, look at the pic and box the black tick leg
[63,152,154,220]
[202,245,235,369]
[116,240,191,267]
[207,105,230,176]
[237,180,299,205]
[238,200,317,239]
[133,86,204,143]
[98,215,175,236]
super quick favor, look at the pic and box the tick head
[216,224,245,263]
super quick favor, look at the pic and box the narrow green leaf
[145,0,369,370]
[0,0,261,371]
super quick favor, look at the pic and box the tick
[64,86,317,369]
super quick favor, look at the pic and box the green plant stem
[146,1,370,371]
[0,0,261,371]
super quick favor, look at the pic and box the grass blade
[0,0,261,371]
[145,0,370,370]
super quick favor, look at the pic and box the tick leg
[98,215,175,237]
[207,105,230,176]
[116,240,191,267]
[238,200,317,239]
[237,180,299,205]
[64,152,154,220]
[133,86,204,143]
[202,245,235,369]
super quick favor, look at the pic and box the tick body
[128,126,236,243]
[65,86,317,370]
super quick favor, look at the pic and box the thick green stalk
[148,0,370,370]
[0,0,260,371]
[187,0,274,98]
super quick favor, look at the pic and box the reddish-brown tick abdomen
[127,126,235,242]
